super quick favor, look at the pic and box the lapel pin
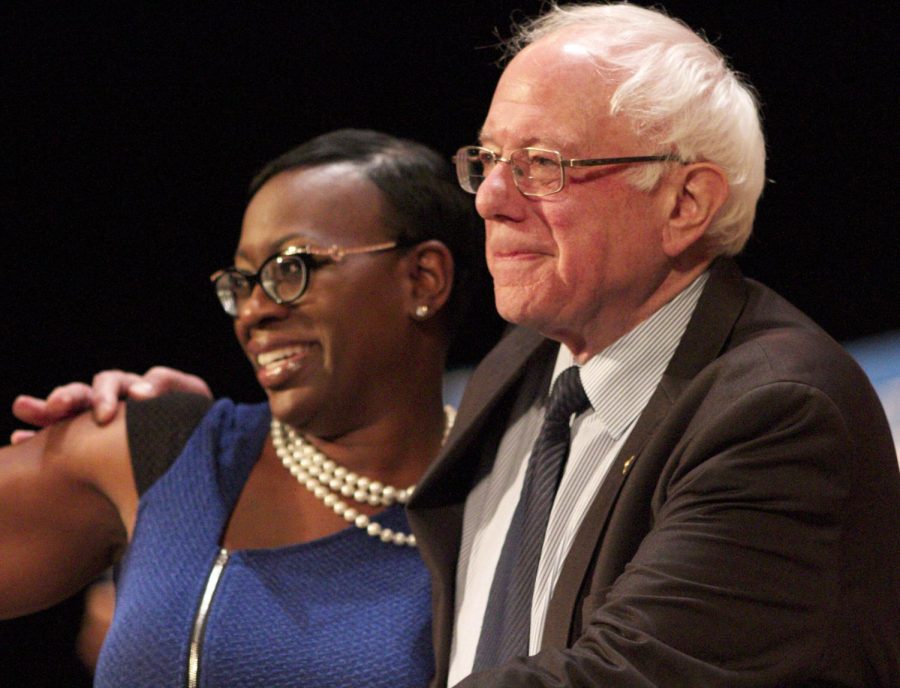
[622,455,635,475]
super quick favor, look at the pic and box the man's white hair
[505,2,766,256]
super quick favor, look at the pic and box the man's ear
[662,162,729,258]
[403,240,454,321]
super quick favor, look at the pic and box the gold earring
[415,305,430,319]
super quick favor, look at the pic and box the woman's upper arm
[0,403,136,619]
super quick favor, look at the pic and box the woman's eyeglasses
[211,240,399,317]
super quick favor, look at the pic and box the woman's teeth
[257,346,307,367]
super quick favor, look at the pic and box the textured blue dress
[94,399,434,687]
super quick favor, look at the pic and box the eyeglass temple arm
[565,153,684,168]
[282,240,399,262]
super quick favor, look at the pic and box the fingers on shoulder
[143,366,212,398]
[92,369,143,399]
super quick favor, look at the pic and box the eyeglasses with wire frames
[210,240,400,317]
[454,146,684,197]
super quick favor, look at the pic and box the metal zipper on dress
[186,548,230,688]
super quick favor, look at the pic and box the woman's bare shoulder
[0,403,136,618]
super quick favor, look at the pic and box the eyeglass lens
[214,253,311,316]
[456,147,562,196]
[263,254,309,303]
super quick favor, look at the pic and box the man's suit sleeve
[455,376,899,687]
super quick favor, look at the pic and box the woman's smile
[251,341,320,389]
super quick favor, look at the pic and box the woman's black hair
[249,129,502,366]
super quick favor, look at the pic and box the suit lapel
[409,326,553,686]
[414,326,551,504]
[542,258,749,647]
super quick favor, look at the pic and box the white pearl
[269,415,457,549]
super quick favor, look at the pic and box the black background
[1,2,898,683]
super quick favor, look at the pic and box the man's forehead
[516,29,612,73]
[479,37,619,152]
[508,37,606,82]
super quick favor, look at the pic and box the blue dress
[94,399,434,687]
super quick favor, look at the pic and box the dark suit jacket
[408,259,900,687]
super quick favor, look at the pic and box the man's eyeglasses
[454,146,683,197]
[210,240,399,317]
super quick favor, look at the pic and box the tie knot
[545,366,591,423]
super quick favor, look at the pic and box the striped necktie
[472,365,591,670]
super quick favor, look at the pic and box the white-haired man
[13,3,899,687]
[406,3,898,687]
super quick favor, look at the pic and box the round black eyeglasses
[211,240,399,317]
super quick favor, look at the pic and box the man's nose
[475,161,525,221]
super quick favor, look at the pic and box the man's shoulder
[727,277,867,391]
[670,265,882,431]
[675,286,891,473]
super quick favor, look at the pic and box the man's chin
[494,290,549,330]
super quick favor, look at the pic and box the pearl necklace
[271,405,456,548]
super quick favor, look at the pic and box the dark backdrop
[1,2,897,684]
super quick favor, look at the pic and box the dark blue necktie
[472,365,591,670]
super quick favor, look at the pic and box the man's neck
[558,263,711,364]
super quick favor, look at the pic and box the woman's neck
[292,393,449,488]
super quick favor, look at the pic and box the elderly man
[12,3,900,687]
[405,4,899,687]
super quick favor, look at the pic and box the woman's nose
[236,283,290,328]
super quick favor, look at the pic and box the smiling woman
[0,129,486,687]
